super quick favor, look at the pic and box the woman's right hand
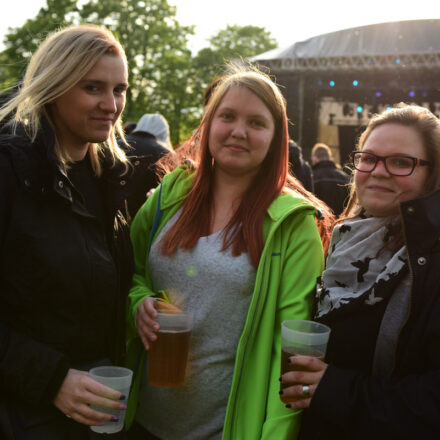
[136,297,159,350]
[53,369,126,426]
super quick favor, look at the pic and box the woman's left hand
[279,355,328,409]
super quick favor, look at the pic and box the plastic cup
[280,320,331,394]
[149,312,193,387]
[89,366,133,434]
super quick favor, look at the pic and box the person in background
[280,104,440,440]
[130,113,172,151]
[120,113,172,218]
[123,121,137,135]
[311,142,349,216]
[288,139,314,192]
[0,24,134,439]
[125,66,332,440]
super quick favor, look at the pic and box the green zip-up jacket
[126,165,324,439]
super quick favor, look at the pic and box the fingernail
[279,390,284,395]
[119,394,126,401]
[110,416,119,422]
[119,404,127,410]
[285,404,291,409]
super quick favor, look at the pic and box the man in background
[288,139,313,192]
[311,142,349,215]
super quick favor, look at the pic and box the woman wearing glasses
[280,104,440,439]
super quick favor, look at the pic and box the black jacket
[300,188,440,440]
[120,131,170,219]
[0,122,134,439]
[312,160,349,215]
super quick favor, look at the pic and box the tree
[209,24,278,58]
[78,0,195,144]
[192,25,278,111]
[0,6,278,144]
[0,0,80,85]
[0,0,195,144]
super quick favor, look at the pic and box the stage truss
[259,53,440,73]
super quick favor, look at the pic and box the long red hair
[159,67,333,267]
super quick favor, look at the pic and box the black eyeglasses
[351,151,430,176]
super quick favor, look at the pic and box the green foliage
[209,24,278,57]
[0,1,278,144]
[78,0,196,144]
[1,0,79,84]
[192,25,278,112]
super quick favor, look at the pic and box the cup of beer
[280,320,330,396]
[149,311,193,387]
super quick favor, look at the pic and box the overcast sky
[1,0,440,52]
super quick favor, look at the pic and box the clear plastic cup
[149,312,193,387]
[89,366,133,434]
[280,320,331,394]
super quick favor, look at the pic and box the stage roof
[256,19,440,72]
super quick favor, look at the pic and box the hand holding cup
[136,297,182,350]
[280,355,328,409]
[279,320,330,408]
[53,368,127,427]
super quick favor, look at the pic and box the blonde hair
[344,103,440,215]
[0,24,129,175]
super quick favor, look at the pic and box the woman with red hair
[125,67,331,440]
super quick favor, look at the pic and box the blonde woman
[0,25,133,439]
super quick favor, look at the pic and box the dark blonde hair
[312,143,332,161]
[0,24,129,175]
[344,103,440,216]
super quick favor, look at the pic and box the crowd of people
[1,23,440,440]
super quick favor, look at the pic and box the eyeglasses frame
[351,151,431,176]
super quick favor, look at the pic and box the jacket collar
[312,160,337,170]
[1,118,130,217]
[400,187,440,253]
[266,191,316,222]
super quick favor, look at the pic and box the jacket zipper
[226,204,312,438]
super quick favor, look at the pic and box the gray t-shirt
[136,213,256,439]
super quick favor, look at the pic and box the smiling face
[208,85,275,181]
[355,123,429,216]
[50,54,128,160]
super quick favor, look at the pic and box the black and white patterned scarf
[316,214,408,321]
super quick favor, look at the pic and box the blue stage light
[357,106,363,113]
[375,91,382,97]
[395,59,401,64]
[353,80,359,86]
[329,80,335,87]
[409,91,415,98]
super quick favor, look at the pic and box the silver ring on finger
[302,384,311,397]
[65,413,72,418]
